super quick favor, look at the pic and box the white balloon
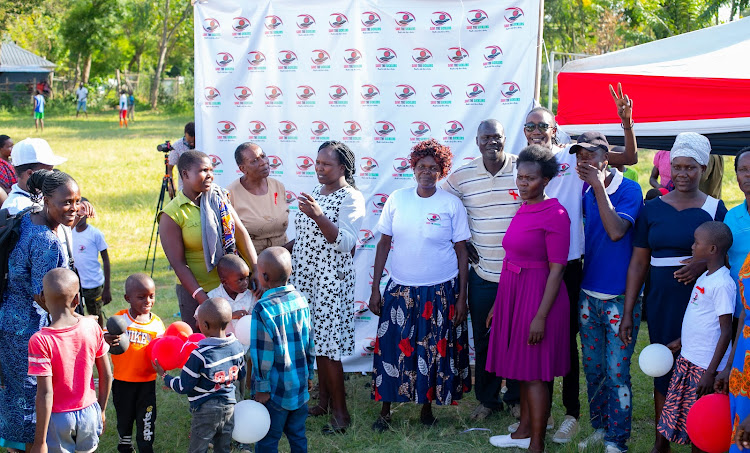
[235,315,252,346]
[232,400,271,444]
[639,343,674,377]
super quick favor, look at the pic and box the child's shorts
[47,401,103,453]
[656,355,704,445]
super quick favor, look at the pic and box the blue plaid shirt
[250,284,314,411]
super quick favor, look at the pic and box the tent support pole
[534,0,545,103]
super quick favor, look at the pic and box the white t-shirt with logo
[71,225,108,289]
[545,146,584,261]
[681,267,736,370]
[76,87,88,101]
[376,187,471,286]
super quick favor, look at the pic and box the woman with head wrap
[289,141,365,434]
[619,132,727,453]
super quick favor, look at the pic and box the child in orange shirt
[104,274,165,453]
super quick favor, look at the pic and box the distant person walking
[118,90,128,128]
[75,82,88,118]
[127,92,135,122]
[33,90,45,132]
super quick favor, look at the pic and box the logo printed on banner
[357,229,376,249]
[343,49,363,70]
[329,13,349,34]
[209,155,223,175]
[310,49,331,71]
[296,14,316,35]
[411,48,433,70]
[430,11,452,32]
[233,86,253,107]
[278,121,298,141]
[268,155,283,176]
[329,85,348,107]
[277,50,298,71]
[343,121,362,142]
[375,48,397,70]
[354,301,371,318]
[395,84,416,107]
[430,84,452,107]
[483,46,504,67]
[264,15,283,35]
[504,7,525,28]
[465,83,486,105]
[232,17,251,37]
[265,85,283,107]
[374,121,396,143]
[410,121,431,142]
[369,266,390,287]
[426,213,442,225]
[370,193,389,215]
[360,84,380,106]
[392,157,414,179]
[443,120,465,142]
[361,11,381,32]
[466,9,489,31]
[247,51,267,71]
[361,336,376,353]
[296,85,316,107]
[501,81,521,104]
[215,52,234,72]
[202,18,220,38]
[216,121,237,141]
[285,191,299,211]
[310,121,331,142]
[296,156,315,177]
[448,47,469,69]
[248,121,267,141]
[395,11,416,33]
[359,157,379,179]
[203,87,221,107]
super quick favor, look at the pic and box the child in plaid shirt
[250,247,314,453]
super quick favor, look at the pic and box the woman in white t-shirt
[368,138,472,431]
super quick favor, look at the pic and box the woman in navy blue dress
[0,170,81,451]
[619,133,726,453]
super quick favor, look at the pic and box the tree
[60,0,122,83]
[149,0,192,108]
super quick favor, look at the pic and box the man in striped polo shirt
[443,119,521,420]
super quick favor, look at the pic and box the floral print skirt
[371,277,471,405]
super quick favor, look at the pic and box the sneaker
[577,429,605,450]
[470,404,494,421]
[605,445,624,453]
[507,415,554,433]
[552,415,579,444]
[489,434,531,449]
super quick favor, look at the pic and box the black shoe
[372,416,391,432]
[420,414,438,427]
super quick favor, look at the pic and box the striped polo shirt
[442,154,520,283]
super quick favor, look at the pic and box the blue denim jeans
[188,399,234,453]
[579,291,641,452]
[255,401,307,453]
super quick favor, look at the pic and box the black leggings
[113,379,157,453]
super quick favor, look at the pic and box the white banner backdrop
[194,0,540,372]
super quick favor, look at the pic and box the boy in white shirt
[656,221,735,448]
[72,197,111,327]
[206,254,256,336]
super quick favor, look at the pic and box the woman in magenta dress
[486,145,571,453]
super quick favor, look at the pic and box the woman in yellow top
[159,150,258,331]
[227,142,290,254]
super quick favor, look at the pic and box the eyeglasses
[524,122,551,132]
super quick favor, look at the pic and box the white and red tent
[556,17,750,154]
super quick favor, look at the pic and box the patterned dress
[730,253,750,451]
[0,215,66,447]
[291,185,364,361]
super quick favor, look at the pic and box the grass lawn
[0,110,742,452]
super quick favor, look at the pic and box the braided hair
[319,140,356,188]
[27,169,77,203]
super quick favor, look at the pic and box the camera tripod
[144,151,176,277]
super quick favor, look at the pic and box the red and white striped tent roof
[556,17,750,154]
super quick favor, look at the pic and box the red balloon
[686,393,732,453]
[165,322,193,341]
[145,337,160,362]
[176,333,206,368]
[151,336,185,371]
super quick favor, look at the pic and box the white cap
[11,138,67,166]
[670,132,710,166]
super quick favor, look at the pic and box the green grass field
[0,110,743,452]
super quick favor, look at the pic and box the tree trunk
[72,53,81,89]
[82,54,92,84]
[149,0,192,108]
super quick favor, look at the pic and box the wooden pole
[534,0,546,103]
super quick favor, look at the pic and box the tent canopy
[556,17,750,154]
